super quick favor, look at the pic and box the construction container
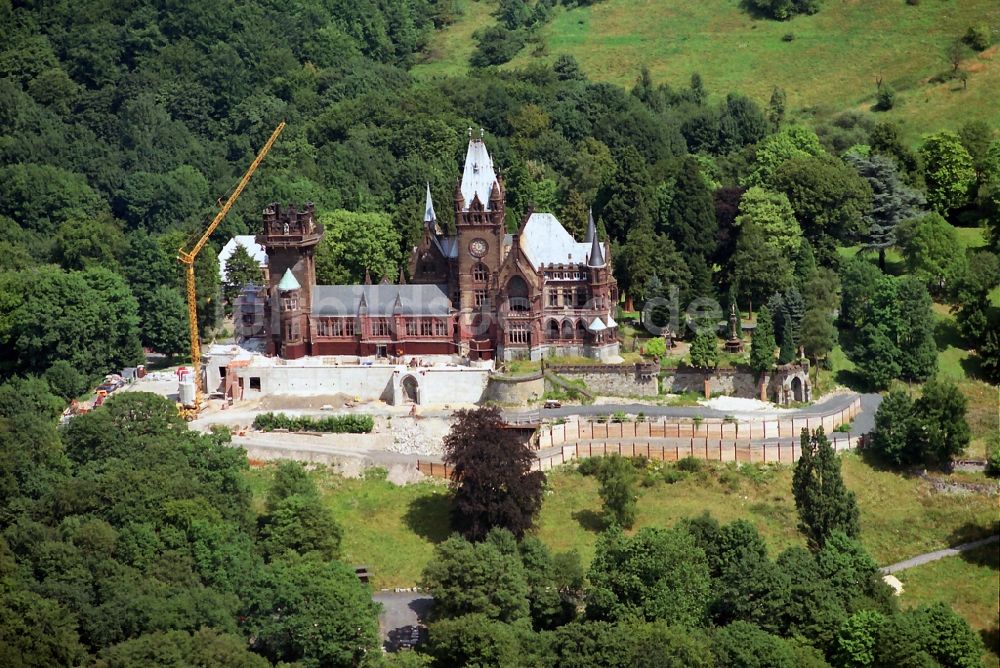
[178,380,196,407]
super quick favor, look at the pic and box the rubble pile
[388,418,444,456]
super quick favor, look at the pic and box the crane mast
[178,121,285,411]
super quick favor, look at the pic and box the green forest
[0,0,998,665]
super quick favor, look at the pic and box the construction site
[60,119,870,484]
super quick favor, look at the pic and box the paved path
[880,535,999,574]
[374,591,433,651]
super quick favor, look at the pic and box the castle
[257,134,620,362]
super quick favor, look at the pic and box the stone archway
[401,375,420,404]
[790,375,803,403]
[561,319,574,339]
[546,319,560,341]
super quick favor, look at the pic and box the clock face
[469,238,489,258]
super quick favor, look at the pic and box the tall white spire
[460,135,498,211]
[424,183,437,225]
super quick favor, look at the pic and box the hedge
[252,412,374,433]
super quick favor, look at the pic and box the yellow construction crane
[178,121,285,411]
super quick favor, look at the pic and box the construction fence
[417,434,861,479]
[539,397,862,449]
[416,396,864,479]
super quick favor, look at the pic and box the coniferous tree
[852,324,902,390]
[792,428,860,549]
[443,406,545,541]
[749,306,777,375]
[731,223,793,315]
[780,286,805,353]
[689,330,720,369]
[223,244,263,313]
[846,153,925,270]
[778,319,797,365]
[800,307,836,366]
[666,157,717,260]
[868,390,918,467]
[601,146,652,243]
[895,276,938,381]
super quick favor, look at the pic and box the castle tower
[585,212,613,345]
[258,202,323,357]
[454,132,505,352]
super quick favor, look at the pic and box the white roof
[606,315,617,328]
[519,213,606,268]
[424,183,436,222]
[588,317,607,331]
[218,235,267,281]
[460,139,498,210]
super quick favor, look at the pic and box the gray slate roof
[313,284,452,316]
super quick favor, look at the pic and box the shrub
[252,412,374,433]
[986,432,1000,478]
[782,32,795,42]
[677,456,705,473]
[875,84,896,111]
[611,411,628,423]
[577,457,603,476]
[597,454,638,528]
[964,24,992,51]
[661,469,689,484]
[644,337,666,358]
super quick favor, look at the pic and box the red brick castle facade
[259,135,620,362]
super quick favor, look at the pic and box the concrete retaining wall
[484,373,545,404]
[230,363,490,405]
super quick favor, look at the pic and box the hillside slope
[414,0,1000,143]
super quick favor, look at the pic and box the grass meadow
[897,543,1000,667]
[245,455,997,591]
[414,0,1000,144]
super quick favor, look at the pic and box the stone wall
[484,372,545,404]
[664,365,810,403]
[548,362,811,404]
[547,363,659,397]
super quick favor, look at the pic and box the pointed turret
[364,269,372,285]
[460,135,498,212]
[584,208,596,243]
[398,267,407,285]
[424,183,437,228]
[277,268,300,292]
[587,233,605,268]
[357,291,368,315]
[392,291,403,315]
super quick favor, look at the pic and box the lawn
[896,544,1000,667]
[245,455,998,590]
[416,0,1000,144]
